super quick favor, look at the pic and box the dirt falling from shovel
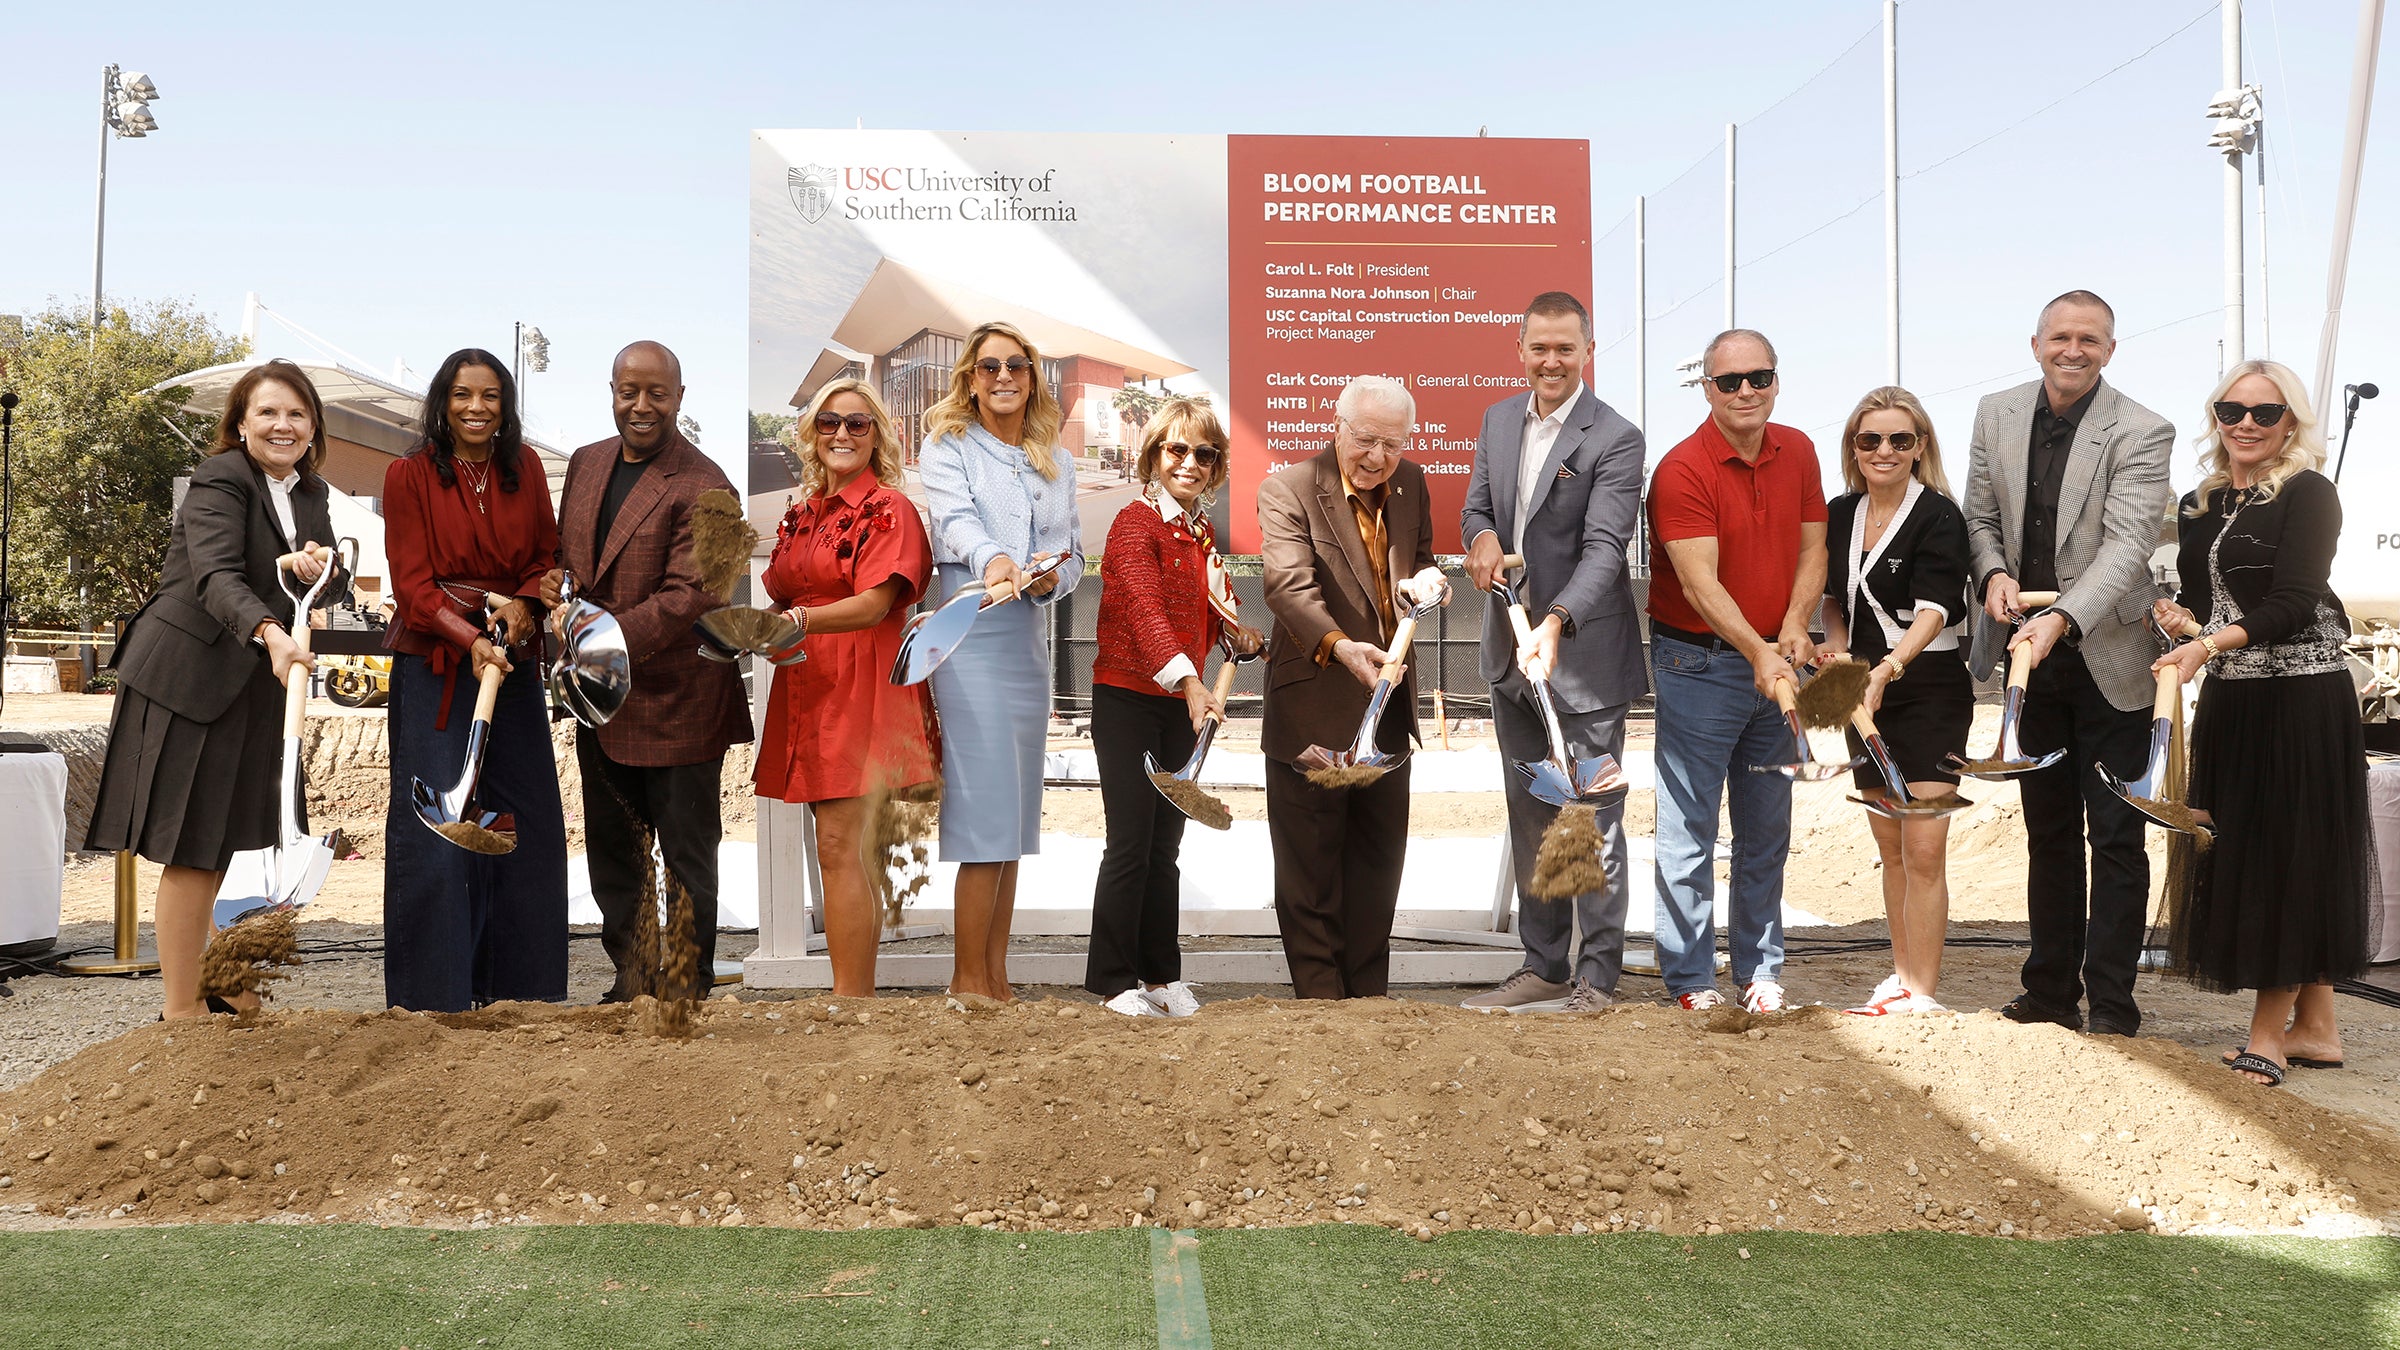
[691,489,758,602]
[861,780,941,928]
[1794,659,1871,730]
[197,910,301,1002]
[1529,805,1607,901]
[1304,764,1388,790]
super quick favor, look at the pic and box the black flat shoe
[1999,995,2082,1031]
[205,995,240,1015]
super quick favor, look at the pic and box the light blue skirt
[929,563,1049,862]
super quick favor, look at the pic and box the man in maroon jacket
[543,341,751,1002]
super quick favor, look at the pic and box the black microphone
[0,391,17,411]
[2360,383,2381,401]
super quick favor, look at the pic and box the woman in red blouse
[756,378,938,996]
[1086,399,1261,1016]
[381,349,568,1012]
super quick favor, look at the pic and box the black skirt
[84,667,284,871]
[1844,655,1974,790]
[2170,670,2379,992]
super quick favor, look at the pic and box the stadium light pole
[1633,195,1647,438]
[92,65,162,346]
[1884,0,1901,384]
[1722,124,1737,330]
[2207,2,2252,371]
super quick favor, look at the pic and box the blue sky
[4,0,2392,499]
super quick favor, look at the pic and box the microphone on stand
[2335,382,2378,484]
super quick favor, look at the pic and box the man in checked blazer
[1458,291,1647,1014]
[1258,374,1446,998]
[542,340,751,1002]
[1962,290,2173,1037]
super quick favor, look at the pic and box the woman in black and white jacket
[1819,386,1974,1016]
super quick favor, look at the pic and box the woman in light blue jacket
[917,319,1083,1000]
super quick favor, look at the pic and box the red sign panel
[1225,135,1592,554]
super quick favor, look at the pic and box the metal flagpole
[1723,123,1737,330]
[2312,0,2385,409]
[2222,0,2246,369]
[1634,194,1647,437]
[1884,0,1901,384]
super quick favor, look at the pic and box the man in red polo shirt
[1645,328,1827,1014]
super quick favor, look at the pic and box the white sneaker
[1888,992,1948,1015]
[1675,988,1725,1011]
[1741,980,1787,1014]
[1103,988,1162,1018]
[1149,982,1201,1018]
[1867,972,1903,1006]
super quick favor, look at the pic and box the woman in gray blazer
[87,360,340,1019]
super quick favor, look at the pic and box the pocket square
[1555,465,1577,479]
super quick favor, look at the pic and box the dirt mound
[5,999,2392,1239]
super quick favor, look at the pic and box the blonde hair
[795,378,905,497]
[2188,358,2324,514]
[1838,385,1953,497]
[1134,398,1229,500]
[921,320,1064,480]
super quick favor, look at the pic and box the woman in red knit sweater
[1086,399,1261,1016]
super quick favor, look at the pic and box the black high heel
[205,995,240,1015]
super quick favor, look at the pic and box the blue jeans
[1650,635,1793,995]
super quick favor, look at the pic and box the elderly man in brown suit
[542,341,751,1002]
[1258,374,1447,999]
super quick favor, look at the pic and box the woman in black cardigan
[87,360,340,1019]
[1818,386,1974,1016]
[2153,359,2375,1087]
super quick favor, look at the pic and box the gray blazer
[1961,377,2173,712]
[1459,386,1649,713]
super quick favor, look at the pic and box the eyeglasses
[814,411,876,437]
[2213,401,2288,428]
[974,356,1035,379]
[1853,431,1919,454]
[1707,368,1777,394]
[1160,441,1222,469]
[1340,419,1411,454]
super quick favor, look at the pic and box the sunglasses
[2212,401,2288,428]
[1160,441,1222,469]
[1708,368,1776,394]
[1853,431,1919,454]
[814,411,876,437]
[974,356,1035,378]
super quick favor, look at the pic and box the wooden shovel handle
[2016,589,2059,609]
[281,657,311,739]
[1209,657,1237,706]
[1771,676,1799,714]
[1850,705,1880,740]
[473,660,506,725]
[1498,552,1524,571]
[1376,613,1421,685]
[2151,664,2180,721]
[2005,641,2036,691]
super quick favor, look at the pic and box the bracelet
[2199,636,2222,662]
[1880,656,1906,682]
[786,606,810,639]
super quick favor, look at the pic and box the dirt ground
[2,995,2391,1241]
[10,693,2399,1242]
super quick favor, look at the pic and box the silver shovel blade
[552,598,632,726]
[890,588,986,686]
[212,834,335,928]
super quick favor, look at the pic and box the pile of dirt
[5,998,2391,1239]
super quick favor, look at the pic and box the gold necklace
[457,454,491,514]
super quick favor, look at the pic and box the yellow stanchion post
[60,850,160,975]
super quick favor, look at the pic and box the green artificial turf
[1197,1227,2400,1350]
[0,1224,2393,1350]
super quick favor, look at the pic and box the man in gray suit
[1459,291,1648,1012]
[1962,289,2173,1037]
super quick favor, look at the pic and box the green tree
[748,411,796,446]
[10,299,244,628]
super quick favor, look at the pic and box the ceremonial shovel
[890,552,1072,687]
[213,539,357,928]
[1757,672,1868,782]
[1847,705,1971,821]
[1491,560,1624,809]
[1143,644,1258,831]
[546,572,631,727]
[412,600,518,855]
[2098,608,2213,839]
[1946,589,2066,779]
[1299,589,1444,788]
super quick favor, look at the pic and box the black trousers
[1265,754,1410,999]
[1084,683,1197,998]
[2016,646,2155,1029]
[575,727,724,1002]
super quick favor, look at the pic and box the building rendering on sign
[781,259,1196,475]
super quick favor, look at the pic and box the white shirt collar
[1526,382,1583,430]
[1147,487,1201,530]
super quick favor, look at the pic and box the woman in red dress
[755,378,938,996]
